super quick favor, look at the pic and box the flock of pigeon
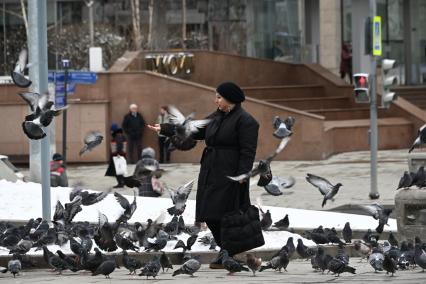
[5,49,426,280]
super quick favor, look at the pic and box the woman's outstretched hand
[147,124,161,133]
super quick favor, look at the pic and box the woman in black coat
[149,82,259,266]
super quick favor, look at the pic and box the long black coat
[161,104,259,221]
[122,112,146,140]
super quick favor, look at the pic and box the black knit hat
[52,153,63,161]
[216,81,245,104]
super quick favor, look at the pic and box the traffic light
[381,59,397,108]
[353,73,370,103]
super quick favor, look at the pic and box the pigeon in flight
[79,131,104,155]
[11,49,32,88]
[114,191,137,224]
[409,124,426,153]
[263,175,295,196]
[227,137,291,184]
[357,203,392,233]
[306,173,342,207]
[167,105,211,151]
[272,116,295,139]
[19,92,67,140]
[166,179,194,216]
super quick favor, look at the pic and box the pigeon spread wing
[272,116,284,130]
[188,119,211,133]
[266,137,291,161]
[178,179,194,196]
[84,131,103,144]
[168,106,186,125]
[114,192,130,210]
[358,204,382,219]
[18,92,40,112]
[227,168,260,181]
[16,49,28,72]
[306,174,333,195]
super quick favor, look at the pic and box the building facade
[0,0,425,85]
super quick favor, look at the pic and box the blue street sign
[48,71,97,84]
[55,82,76,95]
[55,95,65,108]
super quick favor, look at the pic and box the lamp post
[62,59,70,165]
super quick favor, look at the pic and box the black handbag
[220,202,265,256]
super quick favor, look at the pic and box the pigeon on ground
[396,171,414,190]
[160,251,173,272]
[368,247,384,272]
[56,250,79,272]
[114,191,137,224]
[414,243,426,271]
[93,213,118,252]
[296,239,316,259]
[260,247,289,272]
[336,243,349,264]
[7,256,21,278]
[92,259,116,278]
[166,180,194,216]
[145,237,168,252]
[342,222,352,243]
[274,214,290,229]
[122,250,143,274]
[79,131,104,155]
[172,257,201,277]
[227,137,291,185]
[362,229,379,245]
[260,209,272,230]
[306,174,342,207]
[272,116,295,139]
[81,248,103,273]
[44,247,69,274]
[264,176,295,196]
[388,232,399,248]
[383,254,397,276]
[69,185,111,206]
[313,247,333,273]
[9,239,33,255]
[358,203,392,233]
[139,255,161,279]
[167,105,211,151]
[327,257,356,276]
[413,166,426,188]
[246,253,262,276]
[220,250,249,275]
[115,233,139,252]
[11,49,32,88]
[409,124,426,153]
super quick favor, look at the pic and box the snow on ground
[0,179,397,255]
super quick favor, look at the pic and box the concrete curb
[0,244,360,269]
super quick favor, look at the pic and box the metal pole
[369,0,379,199]
[89,1,94,47]
[28,0,51,219]
[62,63,69,165]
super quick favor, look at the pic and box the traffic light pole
[369,0,379,199]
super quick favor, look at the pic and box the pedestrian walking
[50,153,68,187]
[105,123,127,188]
[340,42,353,84]
[157,106,171,163]
[122,104,146,164]
[148,81,261,268]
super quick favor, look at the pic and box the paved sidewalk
[21,149,411,210]
[1,259,423,284]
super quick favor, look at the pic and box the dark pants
[128,138,142,164]
[340,70,353,84]
[158,136,170,163]
[205,220,222,248]
[116,175,124,186]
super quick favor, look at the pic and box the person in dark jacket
[122,104,146,164]
[105,123,127,188]
[148,81,259,268]
[340,42,353,84]
[50,153,68,187]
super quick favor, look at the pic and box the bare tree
[130,0,142,50]
[19,0,28,37]
[147,0,154,49]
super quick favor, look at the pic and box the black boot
[209,251,224,269]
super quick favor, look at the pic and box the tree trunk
[151,0,168,50]
[147,0,154,49]
[130,0,142,50]
[19,0,28,38]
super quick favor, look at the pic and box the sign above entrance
[144,52,194,76]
